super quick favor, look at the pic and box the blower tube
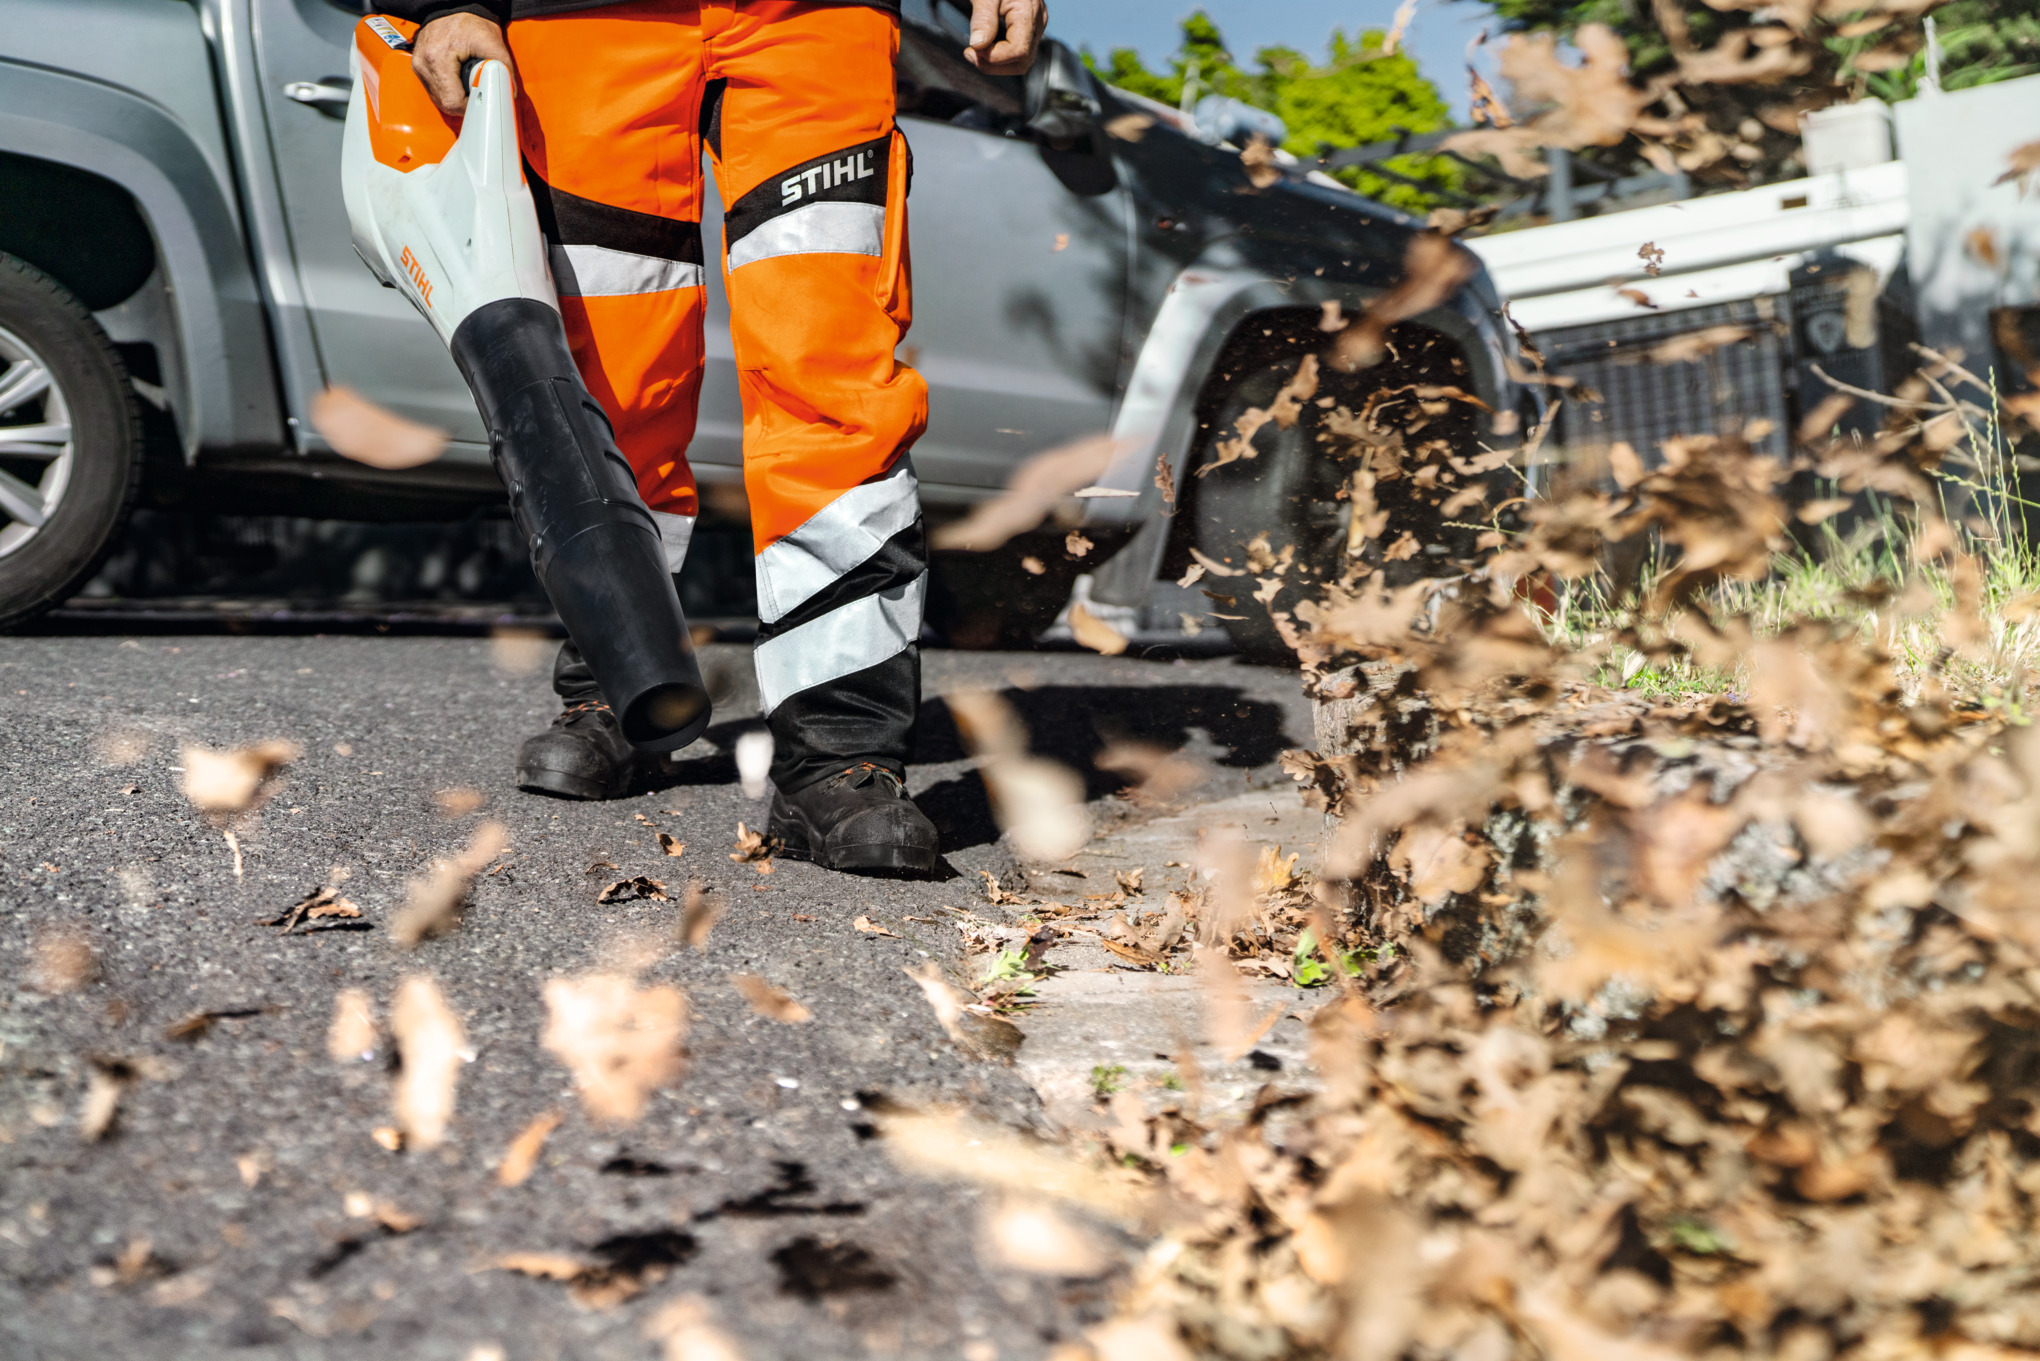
[451,297,712,753]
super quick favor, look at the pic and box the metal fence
[1538,298,1794,463]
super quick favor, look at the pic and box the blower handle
[459,55,485,92]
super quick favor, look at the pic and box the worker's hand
[412,12,517,117]
[964,0,1047,76]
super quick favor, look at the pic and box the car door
[879,0,1131,493]
[248,0,488,449]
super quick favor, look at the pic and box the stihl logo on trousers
[781,149,878,206]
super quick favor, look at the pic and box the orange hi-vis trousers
[511,0,928,789]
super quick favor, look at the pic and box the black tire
[1191,322,1492,662]
[926,531,1092,649]
[0,254,141,629]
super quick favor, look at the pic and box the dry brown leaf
[1643,325,1748,364]
[596,876,670,905]
[490,1247,679,1310]
[1239,133,1282,189]
[930,435,1123,551]
[541,973,688,1125]
[489,627,552,675]
[948,689,1089,861]
[30,929,96,994]
[1967,226,2003,269]
[79,1057,142,1142]
[1069,601,1130,656]
[853,915,897,937]
[179,741,299,816]
[496,1109,561,1187]
[327,989,378,1062]
[644,1295,747,1361]
[982,1198,1111,1276]
[657,832,685,858]
[1087,1317,1196,1361]
[979,870,1026,905]
[1996,138,2040,195]
[310,386,449,469]
[1332,234,1475,371]
[434,787,484,817]
[389,975,465,1150]
[1468,62,1513,130]
[256,885,362,934]
[1103,112,1154,142]
[904,963,1024,1062]
[344,1191,422,1233]
[1186,547,1244,578]
[680,881,722,950]
[729,823,774,863]
[879,1106,1150,1223]
[391,822,507,947]
[1797,497,1855,524]
[1441,25,1654,178]
[731,973,812,1023]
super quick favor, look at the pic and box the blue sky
[1050,0,1502,122]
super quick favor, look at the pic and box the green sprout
[1668,1218,1730,1256]
[1291,932,1393,987]
[1091,1063,1128,1098]
[981,948,1035,985]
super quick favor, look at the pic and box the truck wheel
[926,534,1090,649]
[1190,326,1488,663]
[0,255,141,630]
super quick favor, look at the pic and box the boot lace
[554,699,612,730]
[828,761,905,796]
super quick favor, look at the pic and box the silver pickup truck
[0,0,1535,654]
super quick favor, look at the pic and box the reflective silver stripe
[726,201,885,270]
[651,510,695,574]
[754,459,919,625]
[753,575,926,714]
[550,243,704,298]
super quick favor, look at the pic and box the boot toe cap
[516,731,630,800]
[822,802,939,873]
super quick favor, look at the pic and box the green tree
[1087,13,1464,215]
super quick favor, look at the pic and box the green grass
[1525,394,2040,708]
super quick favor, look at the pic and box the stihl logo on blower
[398,246,434,306]
[341,15,711,753]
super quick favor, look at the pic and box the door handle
[283,78,352,117]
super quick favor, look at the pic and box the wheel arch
[1082,262,1526,608]
[0,63,285,461]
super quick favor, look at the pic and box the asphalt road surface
[0,634,1313,1361]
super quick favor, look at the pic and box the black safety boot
[768,762,939,876]
[515,640,664,800]
[515,699,647,800]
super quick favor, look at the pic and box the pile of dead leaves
[1079,343,2040,1359]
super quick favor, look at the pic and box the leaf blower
[341,14,711,753]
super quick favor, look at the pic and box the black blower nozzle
[451,297,711,753]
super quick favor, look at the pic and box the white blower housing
[341,51,555,343]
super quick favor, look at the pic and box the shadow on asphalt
[915,684,1295,854]
[645,684,1293,854]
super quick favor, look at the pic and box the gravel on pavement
[0,635,1313,1361]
